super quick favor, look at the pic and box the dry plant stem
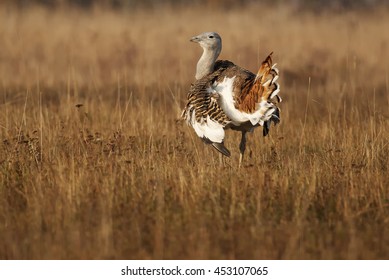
[299,76,311,154]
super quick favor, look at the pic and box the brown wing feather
[212,60,257,112]
[181,64,231,126]
[181,64,233,156]
[231,53,280,113]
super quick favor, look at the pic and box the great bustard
[182,32,281,166]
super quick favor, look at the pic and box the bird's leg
[219,153,224,167]
[239,131,247,168]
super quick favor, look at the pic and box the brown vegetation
[0,3,388,259]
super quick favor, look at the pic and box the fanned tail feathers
[252,52,282,136]
[255,52,282,103]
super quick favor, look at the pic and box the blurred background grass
[0,0,388,259]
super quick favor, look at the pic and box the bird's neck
[195,47,220,80]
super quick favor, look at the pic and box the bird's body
[182,32,281,165]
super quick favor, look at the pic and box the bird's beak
[190,36,200,43]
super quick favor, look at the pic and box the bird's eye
[209,35,214,39]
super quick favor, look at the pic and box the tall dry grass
[0,4,388,259]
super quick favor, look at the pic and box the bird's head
[190,32,222,52]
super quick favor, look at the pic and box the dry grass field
[0,3,388,259]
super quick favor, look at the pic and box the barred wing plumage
[181,66,232,156]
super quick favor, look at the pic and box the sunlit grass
[0,4,388,259]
